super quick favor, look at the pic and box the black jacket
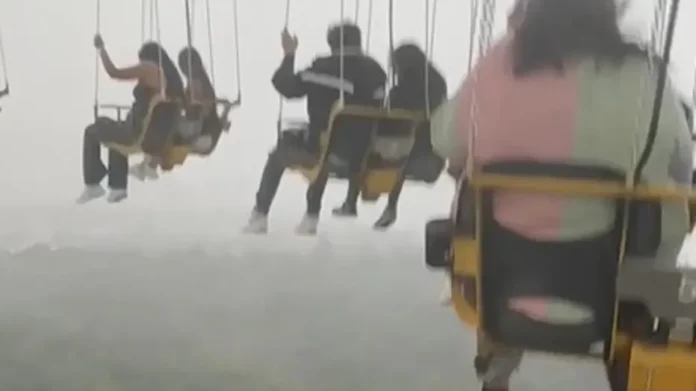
[272,50,387,133]
[388,69,447,112]
[388,66,448,152]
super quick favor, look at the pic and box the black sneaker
[373,208,397,230]
[332,203,357,217]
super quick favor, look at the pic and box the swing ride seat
[160,99,236,169]
[424,160,696,391]
[288,102,439,201]
[101,95,181,157]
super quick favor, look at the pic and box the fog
[0,0,693,389]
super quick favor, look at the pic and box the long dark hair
[391,43,447,109]
[178,47,216,100]
[512,0,644,76]
[138,42,185,101]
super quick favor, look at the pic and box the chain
[650,0,667,61]
[629,0,668,178]
[467,0,479,73]
[466,0,496,174]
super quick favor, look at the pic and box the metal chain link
[650,0,667,61]
[467,0,480,74]
[466,0,496,174]
[630,0,668,177]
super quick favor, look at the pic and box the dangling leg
[107,148,128,203]
[331,131,370,217]
[374,172,405,230]
[299,167,329,235]
[332,175,360,217]
[129,114,162,181]
[143,155,160,179]
[439,275,453,304]
[476,332,523,391]
[77,122,108,203]
[82,116,136,203]
[244,148,286,234]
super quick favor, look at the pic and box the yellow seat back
[289,102,425,195]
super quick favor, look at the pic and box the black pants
[343,146,443,210]
[254,147,329,216]
[343,164,406,210]
[82,117,137,189]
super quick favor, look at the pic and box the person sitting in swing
[129,46,235,180]
[244,22,387,235]
[332,42,448,229]
[76,35,184,202]
[431,0,692,390]
[177,47,236,155]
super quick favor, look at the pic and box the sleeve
[271,54,308,98]
[430,78,472,171]
[370,64,388,101]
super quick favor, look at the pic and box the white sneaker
[129,163,147,181]
[439,278,452,305]
[106,189,128,203]
[295,214,319,236]
[129,162,159,181]
[243,210,268,234]
[76,185,106,204]
[143,164,159,180]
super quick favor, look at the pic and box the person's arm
[271,54,308,98]
[430,80,471,174]
[98,47,146,81]
[93,35,146,82]
[271,29,308,99]
[430,39,500,176]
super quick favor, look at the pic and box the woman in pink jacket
[431,0,692,390]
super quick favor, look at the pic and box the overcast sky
[0,0,692,218]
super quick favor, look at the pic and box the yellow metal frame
[447,171,696,390]
[288,102,426,200]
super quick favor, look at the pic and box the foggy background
[0,0,693,390]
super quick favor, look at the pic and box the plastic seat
[423,158,696,390]
[428,160,663,354]
[477,162,636,353]
[287,102,430,195]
